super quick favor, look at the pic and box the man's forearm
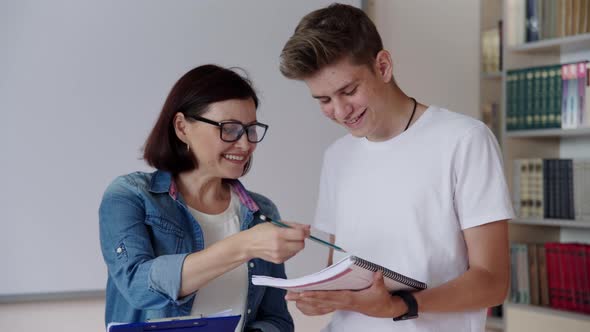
[413,266,508,313]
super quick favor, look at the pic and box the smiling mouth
[344,109,367,125]
[222,154,246,162]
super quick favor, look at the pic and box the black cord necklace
[403,97,418,132]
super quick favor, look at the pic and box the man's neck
[366,86,416,141]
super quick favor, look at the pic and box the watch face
[393,314,418,321]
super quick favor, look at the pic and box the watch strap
[391,290,419,321]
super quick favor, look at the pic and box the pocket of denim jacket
[145,215,185,254]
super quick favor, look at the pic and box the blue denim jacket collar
[148,170,260,213]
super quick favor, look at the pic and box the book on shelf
[506,61,590,132]
[528,243,540,306]
[537,244,550,306]
[510,242,590,315]
[525,0,540,42]
[512,158,590,220]
[506,0,590,46]
[482,21,503,74]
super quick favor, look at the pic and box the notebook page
[252,255,391,292]
[252,255,426,293]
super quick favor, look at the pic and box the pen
[258,214,346,253]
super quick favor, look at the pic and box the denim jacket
[99,170,293,332]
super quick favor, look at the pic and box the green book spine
[554,65,563,128]
[533,68,542,129]
[526,69,534,129]
[518,70,527,130]
[507,71,516,131]
[541,67,550,128]
[506,72,512,131]
[511,71,519,130]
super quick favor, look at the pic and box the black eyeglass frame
[186,115,269,143]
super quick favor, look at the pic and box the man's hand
[285,272,408,318]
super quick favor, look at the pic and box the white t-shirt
[314,106,514,332]
[189,191,247,332]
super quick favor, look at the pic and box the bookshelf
[498,1,590,331]
[509,33,590,54]
[506,302,590,322]
[511,218,590,228]
[480,1,505,330]
[480,0,504,148]
[480,1,505,329]
[485,316,504,331]
[505,127,590,137]
[505,303,590,331]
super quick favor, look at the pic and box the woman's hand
[243,221,310,263]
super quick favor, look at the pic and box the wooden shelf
[486,316,504,330]
[511,218,590,229]
[506,303,590,322]
[509,33,590,54]
[505,127,590,138]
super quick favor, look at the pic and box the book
[537,244,550,306]
[252,255,427,293]
[528,243,540,305]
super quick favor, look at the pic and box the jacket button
[249,262,254,268]
[116,247,123,254]
[247,308,251,314]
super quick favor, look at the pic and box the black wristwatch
[391,290,419,321]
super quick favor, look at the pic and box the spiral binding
[351,256,427,290]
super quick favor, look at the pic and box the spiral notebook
[252,255,427,292]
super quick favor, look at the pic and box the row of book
[506,0,590,46]
[482,22,502,74]
[506,61,590,131]
[512,158,590,220]
[510,242,590,315]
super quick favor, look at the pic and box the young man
[280,4,514,332]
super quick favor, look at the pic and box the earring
[186,143,190,152]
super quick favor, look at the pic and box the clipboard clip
[143,319,208,330]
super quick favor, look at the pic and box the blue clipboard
[108,315,241,332]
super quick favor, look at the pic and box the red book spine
[567,243,579,312]
[545,243,561,309]
[585,244,590,314]
[560,243,573,311]
[580,244,588,314]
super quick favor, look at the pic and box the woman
[99,65,308,332]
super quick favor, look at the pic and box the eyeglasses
[187,115,269,143]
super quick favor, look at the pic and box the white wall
[0,0,353,297]
[0,1,480,331]
[366,0,481,119]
